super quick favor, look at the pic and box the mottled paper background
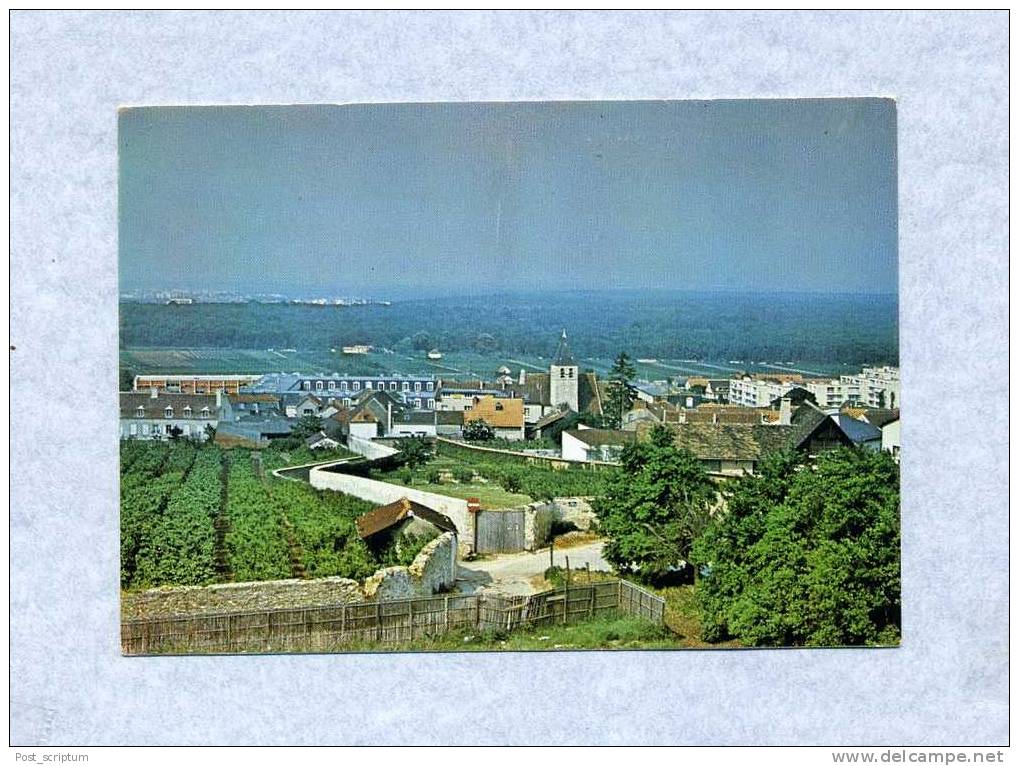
[9,11,1008,745]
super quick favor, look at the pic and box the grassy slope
[407,480,533,508]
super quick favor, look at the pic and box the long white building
[730,367,900,409]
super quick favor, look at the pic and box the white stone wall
[309,465,471,537]
[121,576,364,619]
[345,434,400,460]
[362,532,457,600]
[556,496,596,531]
[349,421,379,441]
[521,502,556,550]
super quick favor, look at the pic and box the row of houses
[121,330,606,445]
[559,398,900,474]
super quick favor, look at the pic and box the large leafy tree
[398,436,432,468]
[594,425,716,582]
[604,351,637,428]
[291,414,324,440]
[694,447,901,647]
[462,419,495,441]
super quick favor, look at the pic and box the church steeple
[551,329,576,367]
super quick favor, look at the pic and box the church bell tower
[549,329,579,412]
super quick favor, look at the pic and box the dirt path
[457,539,610,596]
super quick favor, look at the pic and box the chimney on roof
[779,396,792,425]
[216,389,223,408]
[519,368,526,385]
[149,386,158,399]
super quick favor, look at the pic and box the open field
[120,346,552,379]
[122,345,856,383]
[407,480,533,508]
[120,347,335,375]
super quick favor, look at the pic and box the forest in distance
[120,289,898,367]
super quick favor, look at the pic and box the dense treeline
[594,429,901,647]
[694,448,901,646]
[120,290,899,365]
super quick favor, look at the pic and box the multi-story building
[435,387,514,412]
[246,373,438,410]
[845,366,900,409]
[120,389,224,441]
[731,367,900,410]
[727,373,804,408]
[804,378,858,408]
[133,374,262,395]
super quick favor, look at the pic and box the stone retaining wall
[363,532,457,600]
[522,501,556,550]
[346,434,401,461]
[121,576,365,620]
[122,532,459,618]
[309,465,472,541]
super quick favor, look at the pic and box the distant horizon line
[120,286,899,300]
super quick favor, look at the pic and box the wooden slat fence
[122,579,665,655]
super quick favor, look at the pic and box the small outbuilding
[356,498,458,558]
[305,431,341,450]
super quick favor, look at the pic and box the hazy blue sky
[119,99,897,298]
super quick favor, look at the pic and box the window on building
[165,424,173,435]
[568,369,574,378]
[315,381,323,391]
[414,382,421,392]
[302,381,311,390]
[201,408,210,419]
[141,424,150,435]
[402,382,410,392]
[129,424,138,436]
[353,382,361,391]
[390,382,397,391]
[135,406,144,418]
[415,398,421,408]
[365,381,373,390]
[560,369,565,378]
[328,381,335,390]
[427,399,434,409]
[164,407,173,418]
[378,381,385,390]
[343,398,351,407]
[426,382,434,391]
[183,406,192,418]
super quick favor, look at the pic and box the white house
[561,428,636,463]
[389,411,438,438]
[120,389,223,441]
[881,416,900,462]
